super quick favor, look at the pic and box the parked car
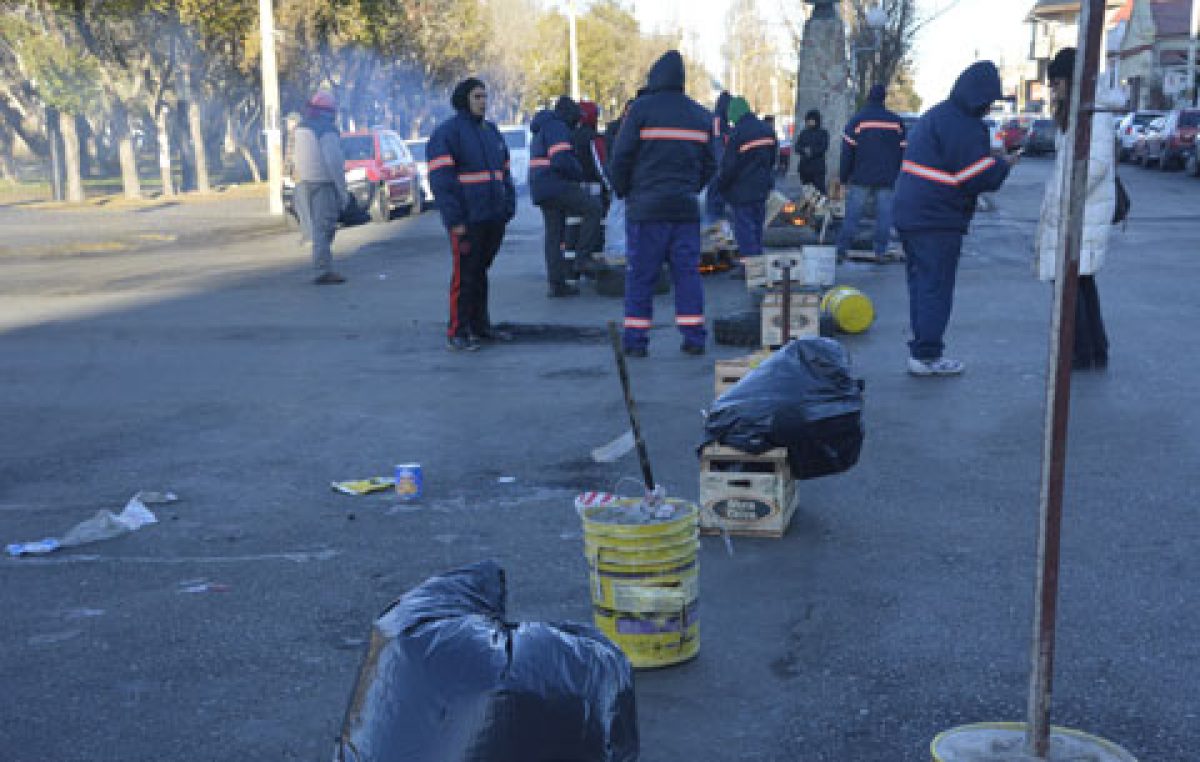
[403,138,434,206]
[1130,116,1165,166]
[498,125,530,187]
[1137,109,1200,170]
[1022,119,1057,155]
[282,168,373,228]
[999,116,1033,152]
[982,118,1006,153]
[1116,110,1165,161]
[1186,133,1200,176]
[341,128,423,220]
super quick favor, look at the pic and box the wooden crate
[761,291,820,348]
[714,351,770,398]
[699,444,796,538]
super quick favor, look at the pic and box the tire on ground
[713,310,762,347]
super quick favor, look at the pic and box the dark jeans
[797,166,826,195]
[902,230,963,361]
[837,185,894,256]
[447,221,505,339]
[540,184,602,286]
[1075,275,1109,365]
[731,202,766,257]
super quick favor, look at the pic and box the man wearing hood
[529,96,602,297]
[703,91,733,234]
[794,110,829,193]
[892,62,1017,377]
[717,97,776,269]
[610,50,717,357]
[427,77,517,351]
[292,90,349,285]
[836,84,906,263]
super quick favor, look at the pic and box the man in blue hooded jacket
[529,96,602,297]
[427,77,517,352]
[717,96,776,268]
[702,91,732,233]
[836,84,906,262]
[893,61,1017,376]
[610,51,717,357]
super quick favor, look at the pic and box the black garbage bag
[335,560,639,762]
[702,337,865,479]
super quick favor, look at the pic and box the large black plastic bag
[336,560,640,762]
[702,337,865,479]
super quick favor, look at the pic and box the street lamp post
[851,5,888,103]
[568,0,581,101]
[1188,0,1200,106]
[259,0,283,216]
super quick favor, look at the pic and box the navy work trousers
[623,220,705,350]
[902,230,963,361]
[731,202,766,259]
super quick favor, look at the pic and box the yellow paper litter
[331,477,395,496]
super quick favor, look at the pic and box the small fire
[791,217,807,227]
[782,203,797,214]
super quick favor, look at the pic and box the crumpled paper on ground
[6,491,174,557]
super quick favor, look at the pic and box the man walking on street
[427,77,517,351]
[610,50,717,357]
[836,84,905,262]
[293,90,349,285]
[794,109,829,193]
[529,96,602,297]
[893,62,1016,376]
[717,97,776,271]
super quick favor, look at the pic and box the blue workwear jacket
[839,98,906,188]
[893,62,1010,233]
[609,51,717,222]
[717,112,777,206]
[427,111,516,229]
[529,97,584,205]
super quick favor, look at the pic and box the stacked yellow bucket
[577,495,700,669]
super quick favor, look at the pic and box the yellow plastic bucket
[821,285,875,334]
[578,497,700,669]
[931,722,1137,762]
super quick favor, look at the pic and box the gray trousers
[297,182,339,273]
[539,184,602,286]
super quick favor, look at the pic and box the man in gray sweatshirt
[293,90,349,284]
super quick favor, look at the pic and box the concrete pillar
[794,0,853,187]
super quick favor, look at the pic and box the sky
[609,0,1035,110]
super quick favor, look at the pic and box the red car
[999,117,1033,152]
[340,128,424,222]
[1136,109,1200,170]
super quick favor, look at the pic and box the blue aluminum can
[394,463,423,501]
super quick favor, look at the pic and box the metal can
[394,463,423,501]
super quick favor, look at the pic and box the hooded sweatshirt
[529,96,585,205]
[717,103,777,206]
[893,61,1011,233]
[793,110,829,178]
[572,100,606,185]
[426,78,516,229]
[609,51,717,222]
[839,88,906,188]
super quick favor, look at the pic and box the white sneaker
[908,356,965,377]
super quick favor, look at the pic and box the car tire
[409,179,423,215]
[1188,153,1200,177]
[1159,151,1172,171]
[370,184,391,223]
[713,310,762,348]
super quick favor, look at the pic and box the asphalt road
[1,156,1197,761]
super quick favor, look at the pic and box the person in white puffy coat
[1035,47,1120,370]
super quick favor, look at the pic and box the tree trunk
[187,92,209,192]
[59,112,85,202]
[0,125,18,182]
[237,143,262,183]
[155,105,175,197]
[112,104,142,199]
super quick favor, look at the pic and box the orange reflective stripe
[855,120,903,133]
[842,134,858,146]
[548,142,573,155]
[428,155,455,171]
[529,158,551,168]
[901,160,957,186]
[492,170,505,180]
[640,127,709,143]
[675,315,705,326]
[458,170,492,184]
[739,137,775,153]
[712,116,721,136]
[623,317,652,329]
[955,156,996,182]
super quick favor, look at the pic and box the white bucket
[802,246,837,287]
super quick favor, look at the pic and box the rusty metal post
[780,258,793,345]
[1025,0,1105,756]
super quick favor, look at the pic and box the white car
[499,124,530,187]
[1115,110,1165,161]
[403,138,434,205]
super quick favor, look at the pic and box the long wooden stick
[1025,1,1104,756]
[607,321,655,493]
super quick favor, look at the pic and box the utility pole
[568,0,581,101]
[1189,0,1200,106]
[259,0,283,215]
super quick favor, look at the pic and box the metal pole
[1189,0,1200,106]
[568,0,580,101]
[259,0,284,215]
[607,322,656,493]
[1024,0,1104,756]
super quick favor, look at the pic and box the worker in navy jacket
[529,96,601,297]
[717,97,776,266]
[702,91,732,232]
[427,77,517,351]
[836,84,906,262]
[892,62,1016,376]
[609,50,717,357]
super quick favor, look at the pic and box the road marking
[3,549,339,567]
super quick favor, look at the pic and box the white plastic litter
[590,430,635,463]
[6,491,173,557]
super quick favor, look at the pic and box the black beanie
[1047,48,1076,80]
[451,77,485,111]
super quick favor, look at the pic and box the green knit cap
[727,96,751,124]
